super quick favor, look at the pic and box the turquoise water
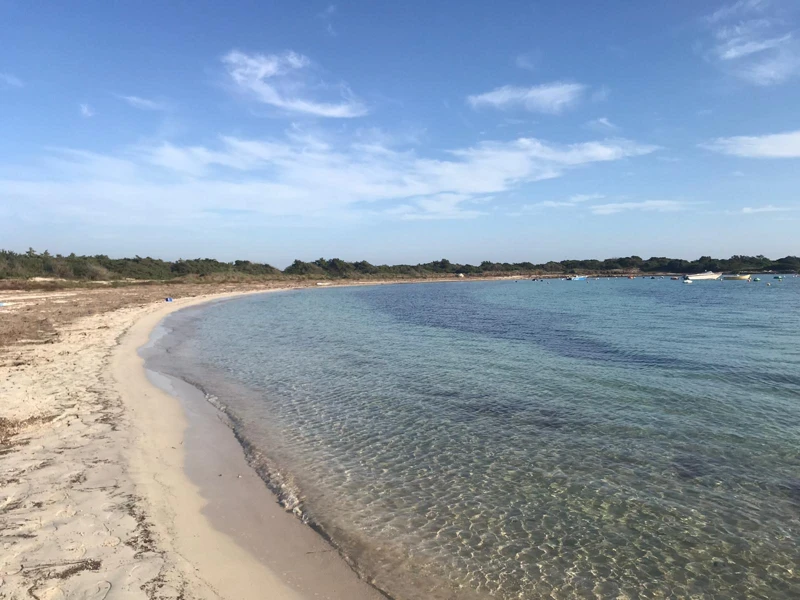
[153,278,800,599]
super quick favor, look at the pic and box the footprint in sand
[101,536,120,547]
[1,564,22,576]
[33,585,66,600]
[69,580,111,600]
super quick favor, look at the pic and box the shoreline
[1,278,511,600]
[0,286,387,600]
[114,289,385,599]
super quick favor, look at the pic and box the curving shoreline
[0,288,384,600]
[114,290,386,600]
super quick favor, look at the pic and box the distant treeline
[1,249,798,281]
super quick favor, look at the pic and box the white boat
[723,274,750,281]
[683,271,722,281]
[683,279,693,284]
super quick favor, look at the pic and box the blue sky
[2,0,799,266]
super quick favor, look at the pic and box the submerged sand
[0,290,383,600]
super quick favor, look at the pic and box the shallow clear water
[152,278,800,599]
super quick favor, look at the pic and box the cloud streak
[467,82,587,114]
[223,50,367,118]
[1,132,657,223]
[702,1,800,85]
[0,73,23,88]
[118,95,167,111]
[589,200,687,215]
[702,129,800,157]
[79,103,95,118]
[586,117,618,131]
[741,204,795,213]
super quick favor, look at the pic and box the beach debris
[165,297,173,302]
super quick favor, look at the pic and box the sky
[1,0,800,266]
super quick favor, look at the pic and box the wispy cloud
[586,117,618,131]
[118,95,167,111]
[741,204,794,213]
[706,0,769,24]
[702,129,800,157]
[0,72,23,88]
[590,200,687,215]
[317,4,336,18]
[716,33,792,60]
[515,53,539,71]
[467,82,588,114]
[317,4,337,35]
[590,86,611,102]
[0,132,656,224]
[519,195,686,216]
[701,0,800,85]
[79,103,95,118]
[222,50,367,118]
[522,193,605,211]
[570,193,606,203]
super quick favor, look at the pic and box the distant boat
[723,274,751,281]
[684,271,722,281]
[670,276,680,280]
[683,279,693,284]
[567,275,587,281]
[753,277,761,282]
[774,275,784,280]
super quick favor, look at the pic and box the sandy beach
[0,288,384,600]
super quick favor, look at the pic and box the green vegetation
[1,249,797,281]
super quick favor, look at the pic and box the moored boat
[567,275,587,281]
[684,271,722,281]
[723,274,751,281]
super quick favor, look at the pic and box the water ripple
[152,279,800,599]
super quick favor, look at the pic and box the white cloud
[118,95,167,111]
[79,103,95,118]
[702,129,800,157]
[586,117,618,131]
[716,33,792,60]
[0,132,657,224]
[736,48,800,84]
[467,82,587,114]
[390,193,487,220]
[520,194,685,216]
[706,0,769,24]
[590,200,687,215]
[0,73,23,88]
[569,193,605,203]
[741,204,794,213]
[702,1,800,85]
[222,50,367,118]
[520,193,605,212]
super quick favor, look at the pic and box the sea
[147,277,800,599]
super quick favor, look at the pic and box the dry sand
[1,289,383,600]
